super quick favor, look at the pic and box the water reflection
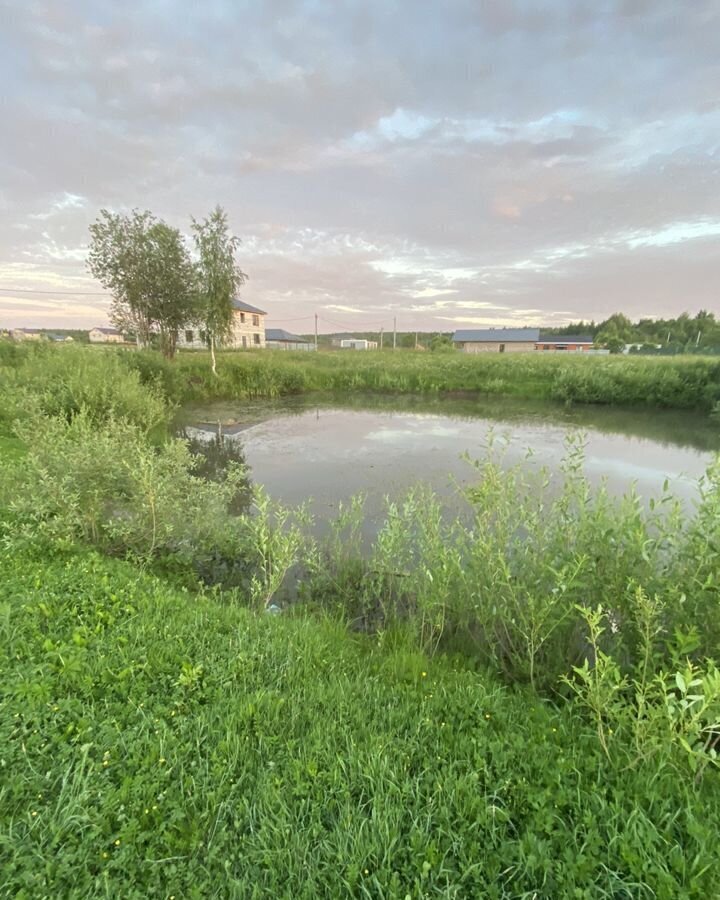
[180,392,720,454]
[176,395,719,532]
[179,428,253,515]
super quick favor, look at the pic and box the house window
[185,330,194,343]
[242,336,247,348]
[543,344,550,350]
[252,314,260,327]
[499,343,506,353]
[240,312,245,324]
[253,333,261,345]
[199,330,207,344]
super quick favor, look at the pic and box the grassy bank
[2,340,720,895]
[148,347,720,413]
[4,339,719,414]
[2,548,719,897]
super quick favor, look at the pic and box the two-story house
[178,299,267,350]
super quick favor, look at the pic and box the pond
[178,394,720,526]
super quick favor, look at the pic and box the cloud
[1,0,719,328]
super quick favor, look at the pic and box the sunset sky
[1,0,719,332]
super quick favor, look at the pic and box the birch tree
[191,206,248,375]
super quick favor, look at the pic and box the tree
[191,206,248,376]
[88,210,195,359]
[429,334,453,352]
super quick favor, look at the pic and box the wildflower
[552,727,557,733]
[364,869,369,875]
[114,839,120,846]
[103,760,109,767]
[31,811,37,817]
[159,757,166,764]
[421,672,427,678]
[145,808,149,814]
[102,852,108,859]
[485,713,491,719]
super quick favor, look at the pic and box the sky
[1,0,719,333]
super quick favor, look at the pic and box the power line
[0,287,108,296]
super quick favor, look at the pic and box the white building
[340,339,378,350]
[178,299,267,350]
[88,327,124,343]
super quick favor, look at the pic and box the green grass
[139,347,720,413]
[0,433,25,461]
[2,548,718,898]
[4,340,720,415]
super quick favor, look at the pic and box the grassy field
[2,548,719,897]
[1,340,720,895]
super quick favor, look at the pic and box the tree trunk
[160,329,177,360]
[210,334,217,376]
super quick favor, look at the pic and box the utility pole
[314,313,318,351]
[379,327,384,350]
[393,317,397,351]
[696,330,702,347]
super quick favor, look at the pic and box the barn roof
[266,328,305,342]
[91,326,121,334]
[452,328,540,342]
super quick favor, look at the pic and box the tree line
[552,311,720,353]
[87,206,246,373]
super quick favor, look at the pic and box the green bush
[308,439,720,690]
[0,410,304,597]
[0,345,169,434]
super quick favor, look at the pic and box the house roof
[452,328,540,343]
[232,299,266,315]
[266,328,306,342]
[538,335,593,344]
[91,326,121,334]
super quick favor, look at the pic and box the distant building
[452,328,540,353]
[330,334,357,347]
[11,327,44,341]
[89,327,124,344]
[47,333,73,343]
[340,339,378,350]
[265,328,316,351]
[536,335,593,352]
[178,299,266,350]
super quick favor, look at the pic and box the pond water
[179,394,720,526]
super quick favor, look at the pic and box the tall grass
[5,341,718,413]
